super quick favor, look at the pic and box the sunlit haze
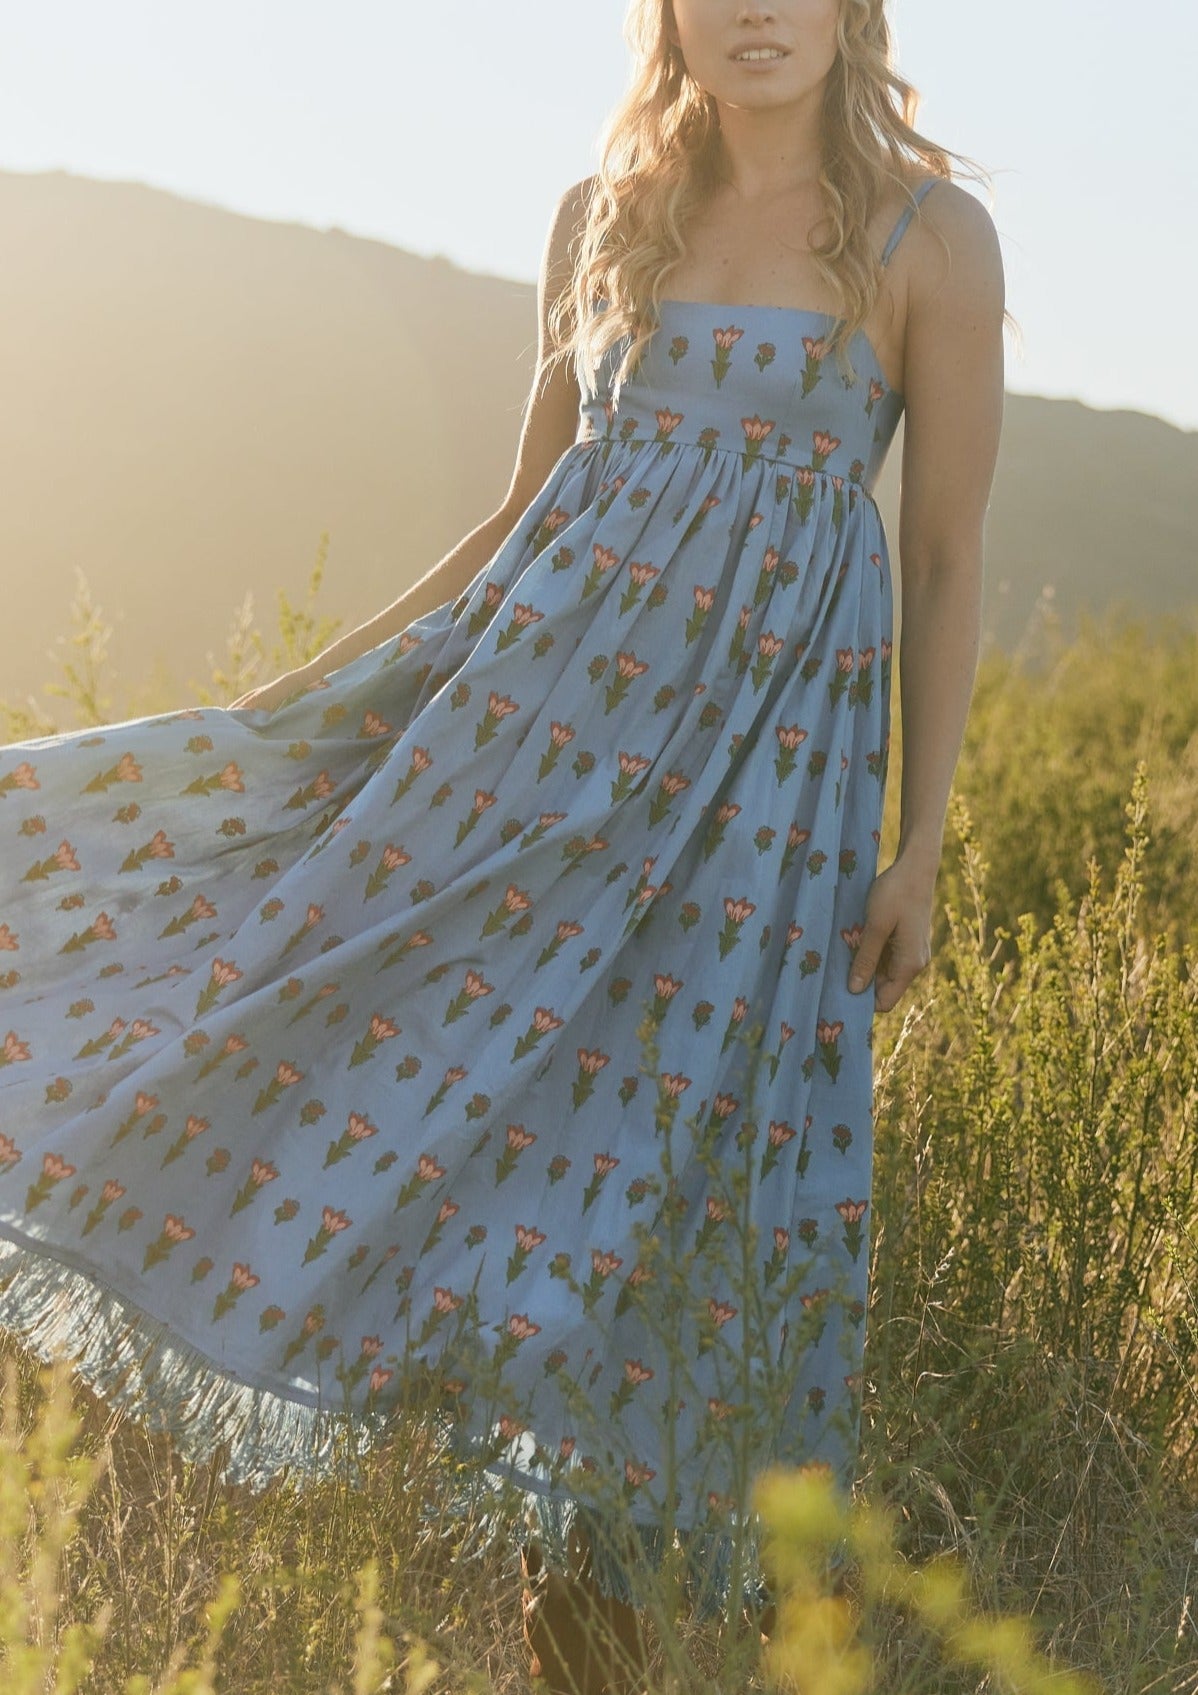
[1,0,1194,428]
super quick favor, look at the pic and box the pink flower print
[529,504,570,556]
[508,1313,542,1341]
[610,751,652,809]
[324,1109,379,1169]
[0,926,19,952]
[653,409,684,452]
[514,1223,547,1254]
[303,1206,352,1265]
[618,559,661,615]
[774,723,810,787]
[760,1118,797,1180]
[368,1366,394,1395]
[646,768,691,828]
[359,710,394,739]
[582,543,622,600]
[117,828,175,877]
[512,1005,565,1061]
[840,923,864,955]
[591,1249,623,1278]
[54,841,81,873]
[652,973,682,1003]
[453,787,497,849]
[718,897,756,960]
[685,584,716,646]
[811,430,840,471]
[604,650,650,716]
[418,1154,447,1183]
[815,1019,845,1080]
[480,882,532,939]
[836,1197,869,1260]
[848,645,877,708]
[0,1134,22,1169]
[363,843,411,901]
[158,891,217,940]
[1,760,40,795]
[433,1286,463,1314]
[218,762,245,792]
[740,414,776,469]
[349,1011,401,1068]
[624,1460,656,1490]
[252,1059,305,1116]
[707,1299,737,1328]
[1,1031,32,1067]
[194,955,242,1018]
[474,689,520,751]
[750,629,784,693]
[711,325,744,387]
[142,1210,195,1270]
[495,598,546,650]
[800,335,828,395]
[826,645,856,708]
[283,768,334,812]
[866,376,886,415]
[212,1261,261,1320]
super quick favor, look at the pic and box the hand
[846,853,937,1014]
[229,666,318,713]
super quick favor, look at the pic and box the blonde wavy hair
[549,0,994,403]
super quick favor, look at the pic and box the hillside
[0,168,1194,710]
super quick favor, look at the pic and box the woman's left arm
[848,181,1007,1013]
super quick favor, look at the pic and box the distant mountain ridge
[0,168,1194,711]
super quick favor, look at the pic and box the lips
[729,42,791,60]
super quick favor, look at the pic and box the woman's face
[667,0,841,110]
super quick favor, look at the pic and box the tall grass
[0,567,1195,1690]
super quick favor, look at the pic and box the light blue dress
[0,179,939,1608]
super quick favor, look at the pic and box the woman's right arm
[230,176,594,711]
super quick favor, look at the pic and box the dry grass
[0,573,1196,1690]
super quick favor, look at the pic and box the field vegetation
[1,559,1195,1692]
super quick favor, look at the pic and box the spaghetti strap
[879,176,940,268]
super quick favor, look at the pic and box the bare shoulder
[906,177,1006,328]
[541,175,600,289]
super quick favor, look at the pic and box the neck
[710,94,826,200]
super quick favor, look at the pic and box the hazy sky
[2,1,1194,430]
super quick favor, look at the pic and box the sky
[1,0,1194,431]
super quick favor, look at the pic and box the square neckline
[647,178,942,406]
[652,297,903,404]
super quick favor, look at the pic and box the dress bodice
[577,299,905,497]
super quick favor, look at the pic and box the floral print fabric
[0,181,936,1592]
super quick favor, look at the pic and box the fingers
[848,923,931,1012]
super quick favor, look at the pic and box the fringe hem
[0,1235,839,1621]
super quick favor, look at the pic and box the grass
[0,562,1195,1690]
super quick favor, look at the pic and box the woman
[0,0,1004,1689]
